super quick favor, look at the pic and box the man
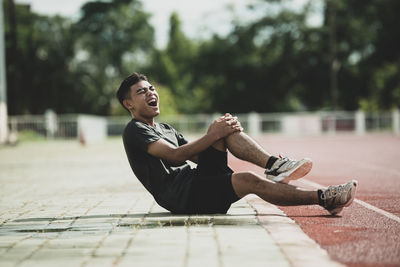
[116,72,357,215]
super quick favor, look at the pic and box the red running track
[229,134,400,267]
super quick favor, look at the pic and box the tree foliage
[3,0,400,115]
[4,0,155,115]
[75,0,155,114]
[145,12,200,113]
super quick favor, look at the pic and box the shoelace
[278,155,297,169]
[321,184,344,200]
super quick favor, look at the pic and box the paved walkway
[0,140,341,267]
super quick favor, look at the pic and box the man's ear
[123,99,134,110]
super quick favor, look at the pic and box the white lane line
[353,199,400,223]
[301,179,400,224]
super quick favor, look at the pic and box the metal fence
[8,114,78,139]
[5,110,400,141]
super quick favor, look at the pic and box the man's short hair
[116,72,148,111]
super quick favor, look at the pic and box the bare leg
[211,138,227,152]
[232,171,318,206]
[224,132,272,168]
[211,132,318,206]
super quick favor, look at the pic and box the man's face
[124,80,160,119]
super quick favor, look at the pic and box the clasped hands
[207,113,243,139]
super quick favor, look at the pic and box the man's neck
[131,114,155,127]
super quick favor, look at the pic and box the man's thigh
[196,146,232,176]
[187,173,239,214]
[211,139,226,152]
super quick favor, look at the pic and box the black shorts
[186,146,240,214]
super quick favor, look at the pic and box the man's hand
[147,113,242,164]
[207,113,243,140]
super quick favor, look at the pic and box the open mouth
[147,100,158,107]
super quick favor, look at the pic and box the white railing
[4,109,400,142]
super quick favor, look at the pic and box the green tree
[5,0,399,115]
[146,12,200,113]
[4,1,79,114]
[74,0,155,114]
[4,0,155,115]
[193,6,313,113]
[192,0,400,112]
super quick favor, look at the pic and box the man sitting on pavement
[116,72,358,215]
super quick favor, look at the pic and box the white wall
[282,114,322,136]
[77,115,107,144]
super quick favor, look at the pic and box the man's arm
[188,155,199,164]
[147,115,242,165]
[147,134,218,165]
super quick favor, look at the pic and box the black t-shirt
[123,119,196,213]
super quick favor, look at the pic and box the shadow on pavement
[13,212,258,223]
[1,212,264,237]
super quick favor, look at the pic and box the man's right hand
[207,113,243,139]
[147,113,243,164]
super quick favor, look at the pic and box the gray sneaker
[320,180,358,215]
[265,155,312,183]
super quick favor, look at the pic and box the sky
[14,0,322,48]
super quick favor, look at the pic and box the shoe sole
[344,180,358,207]
[329,180,358,215]
[273,158,313,184]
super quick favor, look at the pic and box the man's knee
[231,171,263,198]
[212,139,226,152]
[225,131,242,143]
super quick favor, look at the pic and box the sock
[265,156,278,169]
[317,189,324,206]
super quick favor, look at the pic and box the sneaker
[265,155,312,183]
[320,180,358,215]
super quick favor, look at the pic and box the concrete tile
[0,141,340,267]
[19,258,84,267]
[84,257,116,267]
